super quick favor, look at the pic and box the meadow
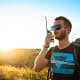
[0,65,48,80]
[0,49,48,80]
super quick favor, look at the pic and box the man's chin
[55,37,63,40]
[55,37,60,40]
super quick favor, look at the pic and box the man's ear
[67,27,71,34]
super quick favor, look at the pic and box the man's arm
[33,47,49,72]
[33,32,54,72]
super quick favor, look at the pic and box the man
[34,16,80,80]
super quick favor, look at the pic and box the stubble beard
[55,32,67,40]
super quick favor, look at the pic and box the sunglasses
[51,24,62,31]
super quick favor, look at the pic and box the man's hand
[44,31,54,48]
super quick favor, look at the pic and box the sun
[0,48,12,53]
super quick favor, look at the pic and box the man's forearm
[33,47,49,72]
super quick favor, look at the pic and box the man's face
[52,20,68,40]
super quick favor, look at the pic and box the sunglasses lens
[55,27,61,30]
[51,25,62,31]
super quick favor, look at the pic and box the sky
[0,0,80,49]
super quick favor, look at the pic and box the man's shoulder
[71,42,80,48]
[45,46,58,60]
[71,38,80,48]
[71,42,80,53]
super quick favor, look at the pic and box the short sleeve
[77,47,80,63]
[45,47,53,60]
[77,47,80,52]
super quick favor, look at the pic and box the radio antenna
[45,16,48,34]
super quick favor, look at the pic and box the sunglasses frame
[51,24,63,31]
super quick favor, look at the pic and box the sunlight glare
[0,48,12,53]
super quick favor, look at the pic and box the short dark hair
[55,16,72,29]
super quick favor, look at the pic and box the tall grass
[0,65,48,80]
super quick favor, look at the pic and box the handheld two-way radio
[45,16,50,34]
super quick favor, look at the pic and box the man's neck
[58,37,70,49]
